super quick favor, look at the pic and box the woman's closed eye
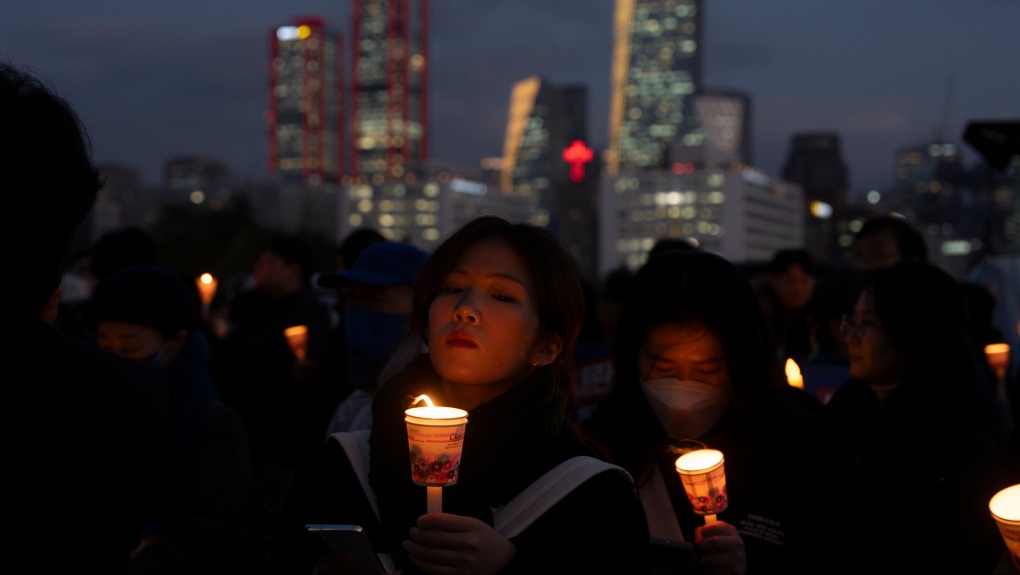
[492,293,517,303]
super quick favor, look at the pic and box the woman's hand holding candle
[404,514,516,575]
[694,521,746,575]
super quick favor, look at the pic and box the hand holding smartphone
[305,524,387,575]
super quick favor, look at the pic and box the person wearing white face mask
[585,251,863,575]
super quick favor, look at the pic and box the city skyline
[2,0,1018,194]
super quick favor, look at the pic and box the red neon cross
[562,140,594,183]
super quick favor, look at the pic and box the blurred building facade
[782,133,850,264]
[607,0,703,175]
[683,90,752,165]
[351,0,429,182]
[267,17,343,185]
[599,164,804,274]
[338,161,537,251]
[165,156,231,208]
[879,141,1017,277]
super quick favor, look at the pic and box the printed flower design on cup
[687,491,729,515]
[409,446,461,485]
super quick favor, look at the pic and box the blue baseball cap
[318,241,429,288]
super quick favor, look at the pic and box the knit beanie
[90,265,198,337]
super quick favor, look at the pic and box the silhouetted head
[253,235,315,297]
[337,227,385,271]
[1,63,103,314]
[89,227,156,280]
[768,249,816,312]
[849,216,927,269]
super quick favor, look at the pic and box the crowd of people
[5,62,1020,575]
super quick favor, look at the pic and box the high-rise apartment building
[607,0,702,175]
[267,17,343,185]
[351,0,429,183]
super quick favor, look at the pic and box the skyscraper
[267,17,343,185]
[501,77,587,198]
[687,90,752,165]
[351,0,429,183]
[607,0,702,175]
[782,133,850,263]
[501,77,598,280]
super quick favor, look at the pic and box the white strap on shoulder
[330,430,380,522]
[493,456,632,539]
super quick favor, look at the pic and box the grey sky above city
[3,0,1018,194]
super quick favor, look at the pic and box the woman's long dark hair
[585,251,784,474]
[409,216,586,395]
[855,262,972,395]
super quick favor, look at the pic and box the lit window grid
[608,170,802,268]
[612,0,701,173]
[353,0,426,179]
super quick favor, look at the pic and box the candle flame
[785,358,804,389]
[200,273,214,285]
[411,394,436,408]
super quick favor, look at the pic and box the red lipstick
[446,329,477,348]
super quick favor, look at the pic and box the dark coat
[267,355,650,575]
[828,379,1008,574]
[2,312,175,573]
[130,334,264,575]
[214,287,332,468]
[588,388,863,575]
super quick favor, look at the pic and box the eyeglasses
[839,313,879,339]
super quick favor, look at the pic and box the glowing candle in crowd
[283,325,308,360]
[675,449,728,524]
[196,273,217,307]
[990,484,1020,569]
[986,343,1011,380]
[785,358,804,390]
[405,395,469,514]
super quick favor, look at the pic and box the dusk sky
[3,0,1018,194]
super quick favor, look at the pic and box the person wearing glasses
[828,262,1007,574]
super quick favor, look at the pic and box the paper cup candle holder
[990,484,1020,568]
[675,448,728,524]
[283,325,308,360]
[405,395,468,513]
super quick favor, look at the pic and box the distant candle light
[785,358,804,390]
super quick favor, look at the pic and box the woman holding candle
[828,262,1008,574]
[585,250,861,575]
[267,216,648,575]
